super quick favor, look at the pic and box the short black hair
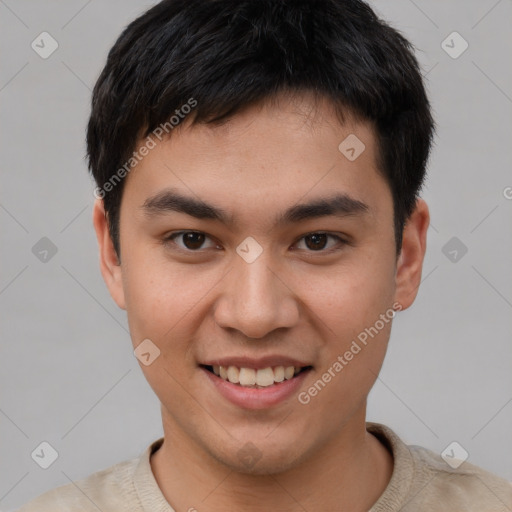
[87,0,435,259]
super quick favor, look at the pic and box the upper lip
[200,355,311,369]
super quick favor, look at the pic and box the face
[94,93,427,474]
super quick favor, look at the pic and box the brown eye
[294,232,347,253]
[182,232,206,250]
[165,231,217,251]
[304,233,328,250]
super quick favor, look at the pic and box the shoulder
[368,422,512,511]
[16,456,140,512]
[409,444,512,510]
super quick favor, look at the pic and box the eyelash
[162,231,349,255]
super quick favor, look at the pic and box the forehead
[120,94,391,226]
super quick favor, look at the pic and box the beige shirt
[17,422,512,511]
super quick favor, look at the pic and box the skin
[93,92,429,511]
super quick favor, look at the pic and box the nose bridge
[215,244,298,338]
[237,249,275,300]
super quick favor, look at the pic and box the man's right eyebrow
[141,189,232,223]
[141,188,370,228]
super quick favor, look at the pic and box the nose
[213,250,299,339]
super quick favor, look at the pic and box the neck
[150,408,393,512]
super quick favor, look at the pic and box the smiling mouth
[201,364,313,388]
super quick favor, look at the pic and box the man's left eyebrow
[141,188,370,227]
[278,194,370,225]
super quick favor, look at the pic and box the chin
[212,438,311,476]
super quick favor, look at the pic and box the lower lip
[201,367,311,410]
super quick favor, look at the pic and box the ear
[394,198,430,310]
[92,199,126,310]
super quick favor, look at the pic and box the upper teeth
[212,365,300,387]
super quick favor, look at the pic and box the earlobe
[92,199,126,310]
[394,198,430,310]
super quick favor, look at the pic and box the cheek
[120,245,206,348]
[120,251,210,403]
[296,284,394,428]
[303,250,396,391]
[312,251,396,335]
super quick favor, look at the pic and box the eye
[163,230,348,254]
[294,232,347,252]
[164,231,218,251]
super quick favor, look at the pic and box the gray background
[1,0,511,509]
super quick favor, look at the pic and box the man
[18,0,512,510]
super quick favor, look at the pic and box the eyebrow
[141,188,369,227]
